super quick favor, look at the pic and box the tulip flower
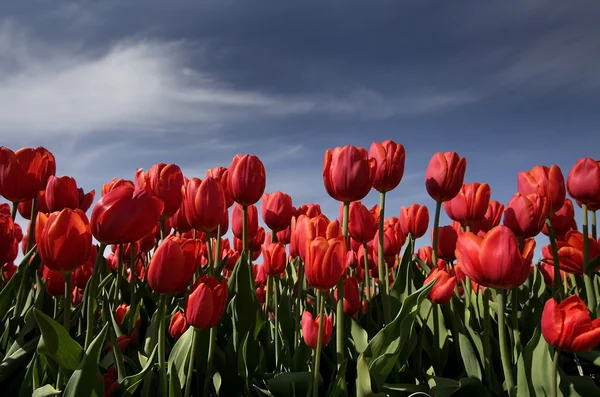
[227,154,266,207]
[290,214,329,261]
[297,203,322,218]
[18,191,49,219]
[232,203,258,240]
[135,163,184,219]
[443,182,491,227]
[305,236,347,290]
[183,177,227,233]
[399,204,429,239]
[45,175,95,213]
[425,152,467,202]
[369,140,406,193]
[102,178,134,196]
[0,204,17,263]
[323,145,376,203]
[566,158,600,205]
[503,193,547,238]
[518,165,566,216]
[541,198,578,240]
[91,185,164,245]
[147,236,203,295]
[334,276,360,317]
[206,166,234,208]
[432,225,458,261]
[261,192,294,232]
[541,230,600,275]
[262,242,287,276]
[302,310,333,349]
[424,265,456,305]
[185,275,228,329]
[541,295,600,352]
[0,146,56,203]
[348,201,377,243]
[169,312,189,339]
[3,262,17,281]
[470,200,504,234]
[373,218,405,261]
[42,265,66,297]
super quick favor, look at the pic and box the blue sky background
[2,1,600,262]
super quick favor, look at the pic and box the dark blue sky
[2,1,599,258]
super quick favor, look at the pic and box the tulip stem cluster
[311,290,325,397]
[496,289,515,396]
[582,204,597,312]
[157,294,168,397]
[204,326,217,397]
[552,350,560,397]
[184,327,200,397]
[545,218,563,300]
[85,243,107,349]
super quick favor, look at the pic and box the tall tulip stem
[85,243,107,349]
[204,326,217,396]
[378,192,387,288]
[483,288,492,388]
[511,288,520,358]
[552,350,560,397]
[157,294,168,397]
[545,218,563,301]
[15,197,38,316]
[362,243,370,302]
[497,289,515,395]
[431,200,442,266]
[592,211,597,241]
[273,276,280,368]
[312,289,325,397]
[63,273,72,331]
[184,327,200,397]
[114,243,124,309]
[10,202,17,221]
[128,248,137,333]
[336,202,349,369]
[206,236,214,276]
[242,205,248,253]
[582,204,597,312]
[215,225,222,264]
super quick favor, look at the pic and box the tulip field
[2,143,600,397]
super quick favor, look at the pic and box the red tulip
[147,236,202,295]
[35,209,92,273]
[431,225,458,261]
[256,284,267,304]
[369,140,406,193]
[262,242,287,276]
[518,165,566,216]
[541,198,578,240]
[135,163,184,219]
[470,200,504,234]
[183,177,227,233]
[348,201,377,244]
[72,244,97,288]
[373,217,405,260]
[227,154,266,207]
[301,310,333,349]
[290,214,329,261]
[115,304,129,327]
[305,236,347,290]
[261,192,294,232]
[357,243,376,272]
[276,225,292,245]
[254,263,268,286]
[45,176,95,213]
[323,145,376,203]
[3,262,17,281]
[91,186,164,245]
[503,193,547,238]
[424,265,456,304]
[399,204,429,239]
[232,203,258,240]
[541,230,600,274]
[206,167,234,208]
[42,265,67,296]
[18,190,49,219]
[541,295,600,352]
[425,152,467,202]
[334,276,360,316]
[0,146,56,203]
[185,275,228,329]
[169,312,189,338]
[443,183,490,226]
[0,204,17,263]
[566,158,600,205]
[537,263,567,287]
[455,225,535,289]
[297,204,322,218]
[102,178,134,196]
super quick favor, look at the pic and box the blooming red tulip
[169,312,189,338]
[302,310,333,349]
[102,178,134,196]
[91,186,164,245]
[432,225,458,261]
[45,176,95,213]
[232,204,258,240]
[399,204,429,239]
[261,192,294,232]
[425,152,467,202]
[72,244,97,288]
[470,200,504,234]
[254,263,268,286]
[262,242,287,276]
[334,277,360,316]
[443,183,490,226]
[135,163,184,219]
[538,263,567,287]
[290,214,329,261]
[424,266,456,304]
[348,201,377,243]
[256,284,266,304]
[276,225,292,245]
[297,204,322,218]
[147,236,202,295]
[206,167,234,208]
[18,190,49,219]
[323,145,376,203]
[305,236,347,290]
[541,198,578,240]
[541,295,600,353]
[35,209,92,273]
[541,230,600,275]
[503,193,547,238]
[369,140,406,193]
[518,165,566,216]
[228,154,266,207]
[566,158,600,205]
[185,275,228,329]
[183,177,227,233]
[0,146,56,203]
[455,225,535,289]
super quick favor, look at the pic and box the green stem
[497,289,515,395]
[545,218,563,301]
[85,244,107,349]
[337,202,349,369]
[10,202,17,221]
[552,350,560,397]
[266,274,272,316]
[363,243,370,302]
[242,205,248,254]
[312,290,325,397]
[114,243,124,309]
[64,273,72,331]
[416,304,434,381]
[295,259,304,350]
[377,192,392,323]
[206,235,214,276]
[15,197,38,316]
[184,327,200,397]
[431,200,442,266]
[582,204,597,312]
[158,294,168,397]
[483,288,492,388]
[592,211,597,240]
[215,225,222,266]
[433,304,440,373]
[204,326,217,396]
[160,219,167,242]
[273,276,280,368]
[511,288,520,360]
[128,247,137,333]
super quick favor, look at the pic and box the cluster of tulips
[1,143,600,397]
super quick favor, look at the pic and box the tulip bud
[425,152,467,202]
[261,192,294,232]
[102,178,134,196]
[541,198,577,240]
[232,204,258,240]
[147,236,203,295]
[334,277,360,316]
[541,230,600,275]
[262,242,287,276]
[42,265,66,296]
[46,176,95,213]
[348,201,378,243]
[301,310,333,349]
[18,191,49,219]
[470,200,504,234]
[424,266,456,305]
[297,204,322,218]
[399,204,429,239]
[305,236,347,290]
[227,154,266,207]
[169,312,189,339]
[206,167,234,208]
[0,204,16,263]
[323,145,376,203]
[369,140,406,193]
[432,225,458,261]
[183,177,227,233]
[566,158,600,205]
[185,276,228,329]
[503,193,547,238]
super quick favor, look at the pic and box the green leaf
[585,254,600,275]
[577,351,600,366]
[168,326,203,387]
[33,308,83,372]
[327,358,348,397]
[31,385,61,397]
[350,317,369,354]
[62,323,109,397]
[120,345,158,396]
[168,360,183,397]
[517,328,555,396]
[430,376,490,397]
[561,374,600,396]
[0,336,39,381]
[356,355,387,397]
[267,372,312,397]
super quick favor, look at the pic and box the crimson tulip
[443,182,490,226]
[518,165,566,216]
[227,154,266,207]
[206,166,234,208]
[334,277,360,316]
[297,204,322,218]
[425,152,467,202]
[424,265,456,305]
[232,204,258,240]
[147,236,202,295]
[290,214,329,261]
[45,175,95,213]
[432,225,458,261]
[135,163,184,219]
[541,230,600,274]
[262,242,287,276]
[541,198,578,240]
[169,312,189,338]
[470,200,504,234]
[399,204,429,238]
[302,310,333,349]
[18,191,49,219]
[348,201,377,243]
[185,275,228,329]
[566,158,600,205]
[503,193,547,238]
[0,204,16,263]
[305,236,347,290]
[261,192,294,232]
[373,217,405,260]
[183,177,227,233]
[42,265,66,296]
[102,178,134,196]
[369,140,406,193]
[0,146,56,203]
[323,145,376,203]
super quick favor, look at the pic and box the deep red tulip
[297,204,322,218]
[470,200,504,234]
[542,198,578,240]
[0,204,17,263]
[135,163,184,219]
[45,176,95,213]
[72,244,96,288]
[305,236,347,290]
[169,312,189,338]
[115,304,129,327]
[541,295,600,353]
[102,178,134,196]
[373,218,405,260]
[227,154,266,207]
[256,284,266,304]
[262,242,287,276]
[503,193,547,238]
[348,201,377,243]
[254,263,268,286]
[183,177,226,233]
[18,190,49,219]
[541,230,600,274]
[443,183,490,226]
[232,203,258,240]
[167,177,192,233]
[147,236,202,295]
[357,243,376,271]
[0,146,56,203]
[369,140,406,193]
[424,266,456,304]
[425,152,467,202]
[3,262,17,281]
[323,145,376,203]
[566,158,600,205]
[206,167,234,208]
[538,263,567,287]
[42,265,66,296]
[326,219,342,239]
[91,186,164,245]
[518,165,566,216]
[290,214,329,261]
[302,310,333,349]
[334,276,360,316]
[455,225,535,289]
[185,275,228,329]
[261,192,294,232]
[431,225,458,261]
[276,225,292,245]
[399,204,429,239]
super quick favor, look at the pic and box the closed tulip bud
[232,203,258,240]
[254,263,268,285]
[169,312,189,339]
[455,225,535,289]
[102,178,134,196]
[518,165,566,216]
[346,250,358,269]
[566,158,600,205]
[262,242,287,276]
[0,146,56,203]
[91,186,164,245]
[147,236,202,295]
[503,193,547,238]
[470,200,504,234]
[135,163,184,219]
[18,191,49,219]
[541,230,600,274]
[425,152,467,202]
[443,182,491,226]
[261,192,294,232]
[256,284,267,304]
[432,225,458,261]
[541,295,600,353]
[334,276,360,316]
[538,263,567,287]
[185,276,228,329]
[326,219,342,239]
[305,236,347,290]
[45,176,95,213]
[424,266,456,305]
[183,177,226,233]
[369,140,406,193]
[348,201,378,243]
[206,167,234,208]
[323,145,376,203]
[373,218,405,260]
[227,154,266,207]
[115,304,129,326]
[301,310,333,349]
[399,204,429,238]
[35,209,92,273]
[542,198,577,240]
